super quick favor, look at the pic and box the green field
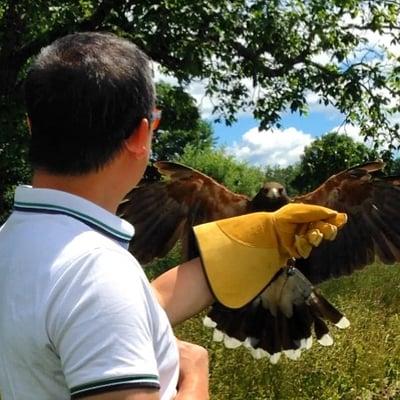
[175,262,400,400]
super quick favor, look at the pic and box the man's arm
[151,258,214,326]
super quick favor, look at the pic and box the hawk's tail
[203,267,349,363]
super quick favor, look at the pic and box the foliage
[144,245,182,280]
[383,155,400,176]
[0,102,31,223]
[391,158,400,175]
[175,146,265,197]
[151,82,215,161]
[291,132,379,192]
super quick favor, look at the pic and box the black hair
[24,32,155,174]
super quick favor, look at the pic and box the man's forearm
[151,258,214,326]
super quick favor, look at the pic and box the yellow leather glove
[193,204,347,309]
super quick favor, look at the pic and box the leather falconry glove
[193,203,347,309]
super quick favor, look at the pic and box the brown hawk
[118,160,400,362]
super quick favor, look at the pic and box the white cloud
[185,80,216,118]
[342,11,400,59]
[311,51,334,65]
[332,123,365,143]
[153,63,218,118]
[152,63,178,86]
[227,126,313,167]
[303,91,341,117]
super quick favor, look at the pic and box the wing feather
[118,161,250,264]
[295,161,400,283]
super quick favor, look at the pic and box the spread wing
[293,160,400,284]
[118,161,250,264]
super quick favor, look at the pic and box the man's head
[25,32,155,175]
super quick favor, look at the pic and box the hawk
[118,160,400,363]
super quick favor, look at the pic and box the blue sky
[213,111,343,147]
[208,108,348,167]
[154,71,351,167]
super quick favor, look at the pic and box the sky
[180,80,377,168]
[154,72,354,168]
[210,108,345,167]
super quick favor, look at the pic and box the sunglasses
[150,108,162,131]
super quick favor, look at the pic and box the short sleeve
[46,248,161,398]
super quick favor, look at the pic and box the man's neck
[32,169,124,214]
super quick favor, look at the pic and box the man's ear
[124,118,150,159]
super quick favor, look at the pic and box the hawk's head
[251,182,290,212]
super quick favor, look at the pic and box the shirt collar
[13,185,135,246]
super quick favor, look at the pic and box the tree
[152,83,214,161]
[387,157,400,175]
[176,146,265,197]
[291,132,379,192]
[0,107,31,223]
[2,0,400,217]
[2,0,400,137]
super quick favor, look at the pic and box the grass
[172,262,400,400]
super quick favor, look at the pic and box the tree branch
[342,23,400,32]
[15,0,125,65]
[232,35,314,79]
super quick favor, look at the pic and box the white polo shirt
[0,186,179,399]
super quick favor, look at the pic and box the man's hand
[175,340,209,400]
[272,203,347,259]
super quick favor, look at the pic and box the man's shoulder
[48,241,151,320]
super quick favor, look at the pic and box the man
[0,31,345,400]
[0,32,212,400]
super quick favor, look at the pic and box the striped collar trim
[70,374,160,396]
[13,186,134,243]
